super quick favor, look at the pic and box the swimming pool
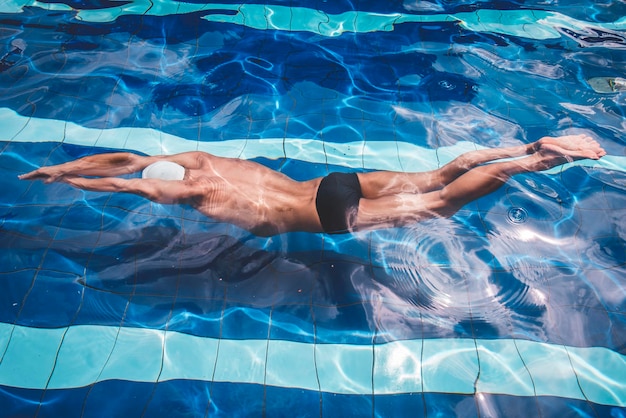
[1,0,625,416]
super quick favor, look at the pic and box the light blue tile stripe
[2,107,623,174]
[0,322,624,406]
[0,2,624,39]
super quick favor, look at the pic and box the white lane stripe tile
[2,107,622,174]
[0,322,624,407]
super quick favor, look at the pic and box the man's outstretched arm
[61,176,201,204]
[19,153,159,183]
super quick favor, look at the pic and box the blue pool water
[1,0,626,416]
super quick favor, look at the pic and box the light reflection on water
[372,174,623,343]
[0,1,625,415]
[375,220,520,336]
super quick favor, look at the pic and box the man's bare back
[20,134,605,236]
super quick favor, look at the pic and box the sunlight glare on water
[0,0,625,416]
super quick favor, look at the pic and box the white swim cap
[142,161,185,181]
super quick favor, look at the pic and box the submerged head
[142,161,185,181]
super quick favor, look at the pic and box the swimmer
[19,134,605,236]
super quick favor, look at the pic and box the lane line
[0,322,624,406]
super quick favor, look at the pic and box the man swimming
[19,134,605,236]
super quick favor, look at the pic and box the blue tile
[536,396,605,418]
[208,382,265,418]
[55,204,108,244]
[608,312,626,353]
[122,295,175,329]
[142,380,212,417]
[374,393,425,417]
[423,393,478,418]
[312,261,374,306]
[0,385,87,418]
[322,392,374,418]
[16,269,83,327]
[265,385,320,418]
[40,246,91,275]
[72,287,129,327]
[175,274,228,304]
[313,303,374,344]
[0,270,36,323]
[2,204,62,240]
[167,297,225,338]
[220,303,271,340]
[81,380,154,417]
[474,393,541,418]
[269,304,316,343]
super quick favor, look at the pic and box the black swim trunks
[315,172,363,234]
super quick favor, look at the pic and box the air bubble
[438,80,454,90]
[507,207,528,223]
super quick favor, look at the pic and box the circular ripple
[507,207,528,223]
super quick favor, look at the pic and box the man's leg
[355,135,605,230]
[357,134,592,199]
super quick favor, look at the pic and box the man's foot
[536,134,606,161]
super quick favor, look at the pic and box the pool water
[1,0,626,416]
